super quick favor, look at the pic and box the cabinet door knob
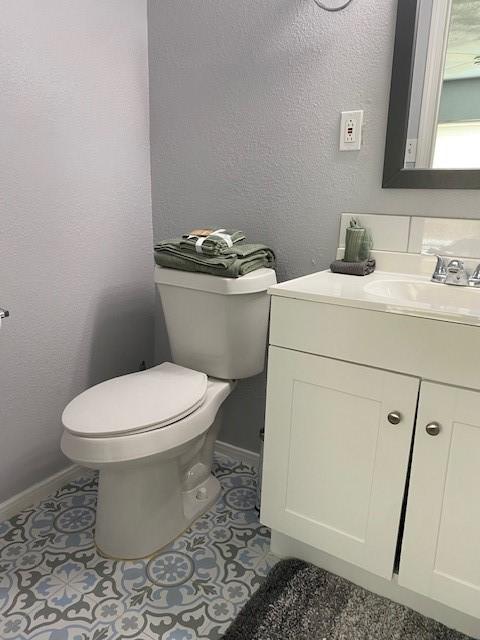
[387,411,402,425]
[425,422,441,436]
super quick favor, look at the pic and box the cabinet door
[399,382,480,618]
[261,347,419,579]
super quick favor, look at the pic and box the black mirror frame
[382,0,480,189]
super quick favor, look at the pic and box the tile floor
[0,454,277,640]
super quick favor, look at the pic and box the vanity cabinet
[261,293,480,623]
[261,346,419,580]
[399,382,480,619]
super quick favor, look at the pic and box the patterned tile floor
[0,454,277,640]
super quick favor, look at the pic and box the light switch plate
[340,110,363,151]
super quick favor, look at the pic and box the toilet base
[93,409,225,560]
[183,473,221,524]
[95,472,221,560]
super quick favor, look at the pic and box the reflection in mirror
[406,0,480,169]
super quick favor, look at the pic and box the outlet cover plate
[340,110,363,151]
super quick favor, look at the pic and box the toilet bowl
[61,266,276,559]
[62,365,234,558]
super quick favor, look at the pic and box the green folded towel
[154,238,275,278]
[180,228,246,257]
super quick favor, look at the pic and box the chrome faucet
[431,255,448,283]
[431,255,480,287]
[445,259,469,286]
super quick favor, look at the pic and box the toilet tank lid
[154,266,277,294]
[62,363,208,437]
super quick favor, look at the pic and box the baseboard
[0,464,85,523]
[215,440,260,468]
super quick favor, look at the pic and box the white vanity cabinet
[261,346,419,580]
[399,382,480,619]
[261,277,480,629]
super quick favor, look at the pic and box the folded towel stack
[154,228,275,278]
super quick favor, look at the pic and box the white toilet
[61,265,276,559]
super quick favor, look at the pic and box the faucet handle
[445,258,469,286]
[447,258,464,269]
[431,255,447,283]
[446,258,466,274]
[469,262,480,287]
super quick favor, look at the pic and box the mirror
[409,0,480,169]
[383,0,480,188]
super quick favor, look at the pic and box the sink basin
[365,278,480,317]
[269,270,480,326]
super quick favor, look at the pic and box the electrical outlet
[345,118,355,143]
[340,110,363,151]
[405,138,417,163]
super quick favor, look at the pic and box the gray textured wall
[0,1,154,502]
[148,0,480,453]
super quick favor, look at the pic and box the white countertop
[269,269,480,326]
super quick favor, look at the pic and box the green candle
[344,227,365,262]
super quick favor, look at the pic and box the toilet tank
[154,266,277,379]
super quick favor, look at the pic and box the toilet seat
[62,362,208,437]
[61,377,235,467]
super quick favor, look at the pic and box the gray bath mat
[222,559,471,640]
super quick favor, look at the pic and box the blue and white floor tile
[0,455,277,640]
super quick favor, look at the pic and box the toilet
[61,265,276,559]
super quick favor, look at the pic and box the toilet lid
[62,362,208,437]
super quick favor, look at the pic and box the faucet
[431,255,448,283]
[431,255,480,287]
